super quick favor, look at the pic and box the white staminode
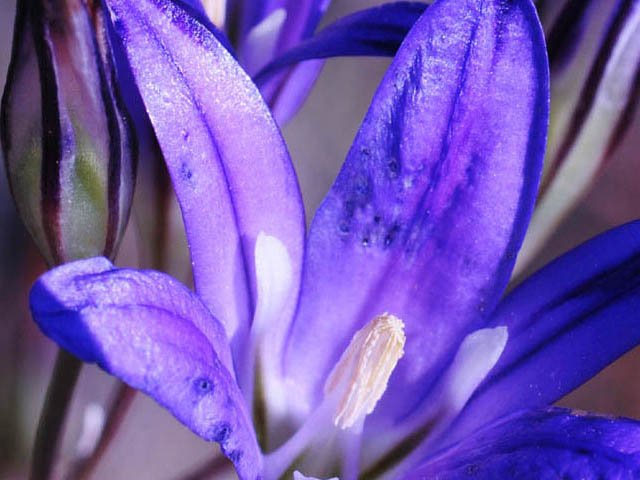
[202,0,227,28]
[244,232,293,412]
[441,326,508,414]
[241,8,288,74]
[324,314,406,429]
[253,232,293,335]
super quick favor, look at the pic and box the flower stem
[69,382,136,480]
[30,348,82,480]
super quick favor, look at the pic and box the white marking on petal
[240,8,287,75]
[201,0,227,28]
[440,326,508,415]
[241,233,293,416]
[253,232,293,335]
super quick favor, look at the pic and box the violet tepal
[28,0,640,479]
[253,0,640,276]
[187,0,333,123]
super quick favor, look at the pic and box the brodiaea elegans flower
[27,0,640,478]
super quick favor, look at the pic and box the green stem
[30,348,82,480]
[69,383,136,480]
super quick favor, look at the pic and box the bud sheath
[1,0,137,265]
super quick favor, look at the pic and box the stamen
[324,314,406,429]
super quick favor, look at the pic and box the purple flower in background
[28,0,640,479]
[230,0,331,123]
[181,0,333,123]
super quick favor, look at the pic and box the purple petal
[254,1,428,124]
[239,0,332,123]
[239,0,329,55]
[254,2,428,86]
[105,0,305,351]
[409,408,640,479]
[284,0,549,420]
[172,0,237,56]
[445,220,640,444]
[266,60,324,125]
[29,257,261,480]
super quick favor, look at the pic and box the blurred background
[1,0,640,478]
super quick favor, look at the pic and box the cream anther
[324,314,406,429]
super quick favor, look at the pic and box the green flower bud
[1,0,137,266]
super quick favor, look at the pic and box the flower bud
[1,0,137,266]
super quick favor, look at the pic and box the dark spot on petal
[355,176,370,196]
[362,237,370,247]
[344,200,356,217]
[384,234,394,247]
[384,224,401,247]
[374,215,381,224]
[182,130,190,140]
[181,162,193,181]
[209,421,231,443]
[388,157,400,178]
[193,376,214,395]
[360,146,370,157]
[228,450,243,464]
[338,221,350,234]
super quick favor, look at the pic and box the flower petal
[105,0,305,352]
[240,0,332,123]
[359,327,508,475]
[29,257,262,480]
[240,8,288,75]
[238,0,330,67]
[267,60,325,124]
[448,220,640,444]
[172,0,237,55]
[285,0,549,419]
[254,2,428,86]
[515,0,640,274]
[408,408,640,479]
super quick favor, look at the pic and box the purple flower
[178,0,333,123]
[231,0,331,123]
[252,0,640,272]
[28,0,640,479]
